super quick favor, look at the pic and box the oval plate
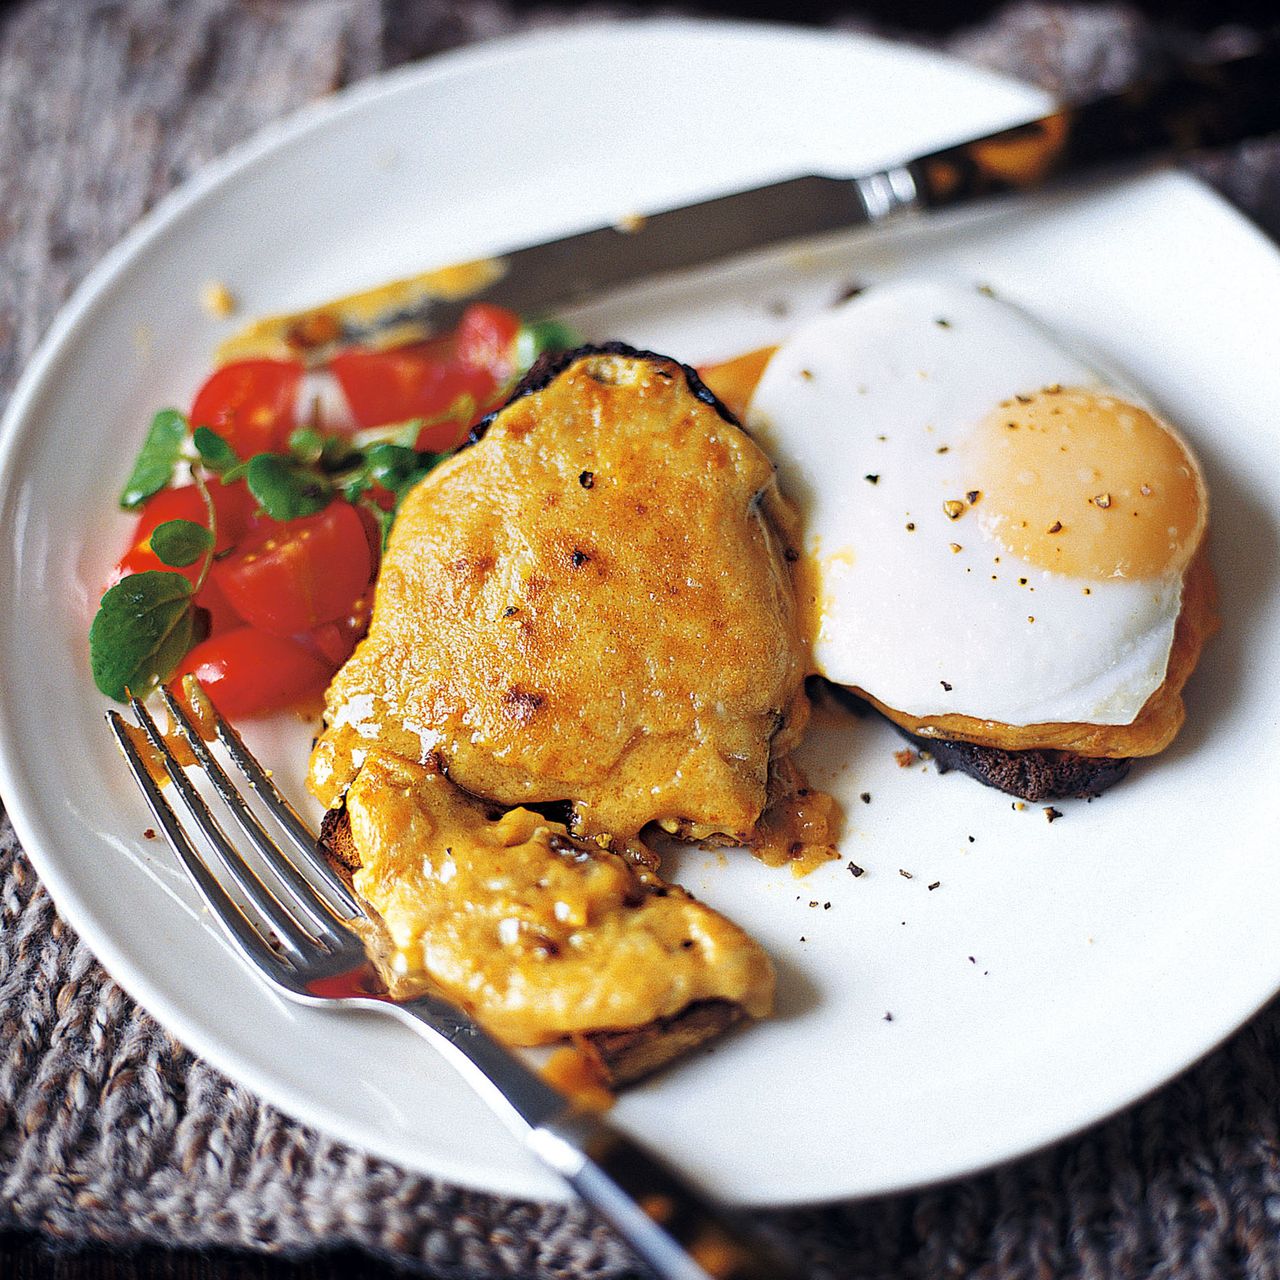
[3,20,1280,1206]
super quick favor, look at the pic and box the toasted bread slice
[571,999,745,1088]
[893,727,1132,801]
[821,682,1132,801]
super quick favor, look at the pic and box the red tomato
[177,628,332,719]
[212,500,373,637]
[306,622,354,668]
[352,504,390,579]
[190,359,302,457]
[107,481,257,589]
[329,305,519,444]
[454,303,520,377]
[329,343,484,445]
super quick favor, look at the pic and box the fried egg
[747,280,1209,731]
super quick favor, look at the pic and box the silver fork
[107,677,802,1280]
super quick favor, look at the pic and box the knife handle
[906,34,1280,209]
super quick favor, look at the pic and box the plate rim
[3,16,1280,1207]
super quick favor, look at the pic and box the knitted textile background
[2,3,1278,1276]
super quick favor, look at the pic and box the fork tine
[157,684,350,936]
[182,676,361,917]
[108,711,288,977]
[127,694,318,959]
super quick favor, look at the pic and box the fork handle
[530,1114,803,1280]
[388,997,801,1278]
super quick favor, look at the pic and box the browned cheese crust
[309,346,809,843]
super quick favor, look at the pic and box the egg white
[747,279,1183,728]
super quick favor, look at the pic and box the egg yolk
[967,387,1206,580]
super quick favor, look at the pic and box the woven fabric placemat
[3,2,1279,1276]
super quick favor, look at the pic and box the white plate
[3,19,1280,1207]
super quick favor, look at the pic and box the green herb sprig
[92,414,450,699]
[118,409,188,510]
[91,478,218,701]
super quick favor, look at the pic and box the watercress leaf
[150,518,214,568]
[89,571,195,701]
[246,453,332,520]
[364,443,421,490]
[192,426,239,473]
[287,426,324,464]
[318,434,363,473]
[416,449,449,472]
[119,408,189,509]
[399,450,448,494]
[515,317,582,371]
[340,475,370,505]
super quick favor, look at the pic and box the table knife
[367,32,1280,336]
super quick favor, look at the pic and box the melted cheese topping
[749,759,842,876]
[310,352,809,841]
[346,753,774,1044]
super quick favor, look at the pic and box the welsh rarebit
[309,346,835,1082]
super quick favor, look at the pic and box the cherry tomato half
[177,628,333,719]
[107,480,258,589]
[454,303,521,378]
[329,304,520,445]
[212,499,373,637]
[190,359,303,457]
[190,572,242,639]
[329,343,488,446]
